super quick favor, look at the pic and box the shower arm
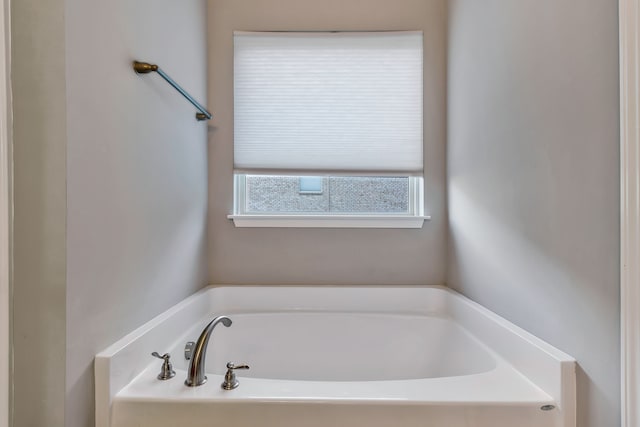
[132,60,212,121]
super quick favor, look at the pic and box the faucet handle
[151,352,176,380]
[222,362,250,390]
[226,362,250,370]
[152,352,170,360]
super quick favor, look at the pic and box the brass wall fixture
[133,60,212,121]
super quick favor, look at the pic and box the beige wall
[64,1,209,426]
[447,1,620,427]
[12,0,209,426]
[11,0,68,425]
[207,0,448,286]
[10,1,622,426]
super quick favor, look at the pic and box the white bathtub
[95,286,576,427]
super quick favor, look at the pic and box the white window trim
[228,214,430,228]
[230,174,428,228]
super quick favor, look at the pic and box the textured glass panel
[328,177,408,213]
[244,175,409,214]
[246,176,329,213]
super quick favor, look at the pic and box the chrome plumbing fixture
[151,352,176,380]
[184,341,195,360]
[185,315,232,387]
[132,61,213,121]
[221,362,250,390]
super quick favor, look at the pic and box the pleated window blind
[233,31,424,175]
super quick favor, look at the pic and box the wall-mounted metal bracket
[133,60,212,121]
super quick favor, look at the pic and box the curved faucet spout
[185,315,232,387]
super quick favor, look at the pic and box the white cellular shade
[234,31,423,174]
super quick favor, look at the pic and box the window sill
[227,214,430,229]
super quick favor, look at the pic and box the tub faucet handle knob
[222,362,250,390]
[151,352,176,380]
[152,352,169,360]
[226,362,250,370]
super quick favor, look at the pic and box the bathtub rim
[95,284,576,427]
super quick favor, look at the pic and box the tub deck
[112,349,558,427]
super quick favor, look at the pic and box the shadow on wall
[448,179,606,313]
[447,179,619,427]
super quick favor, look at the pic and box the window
[230,31,428,228]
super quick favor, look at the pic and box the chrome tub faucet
[185,315,232,387]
